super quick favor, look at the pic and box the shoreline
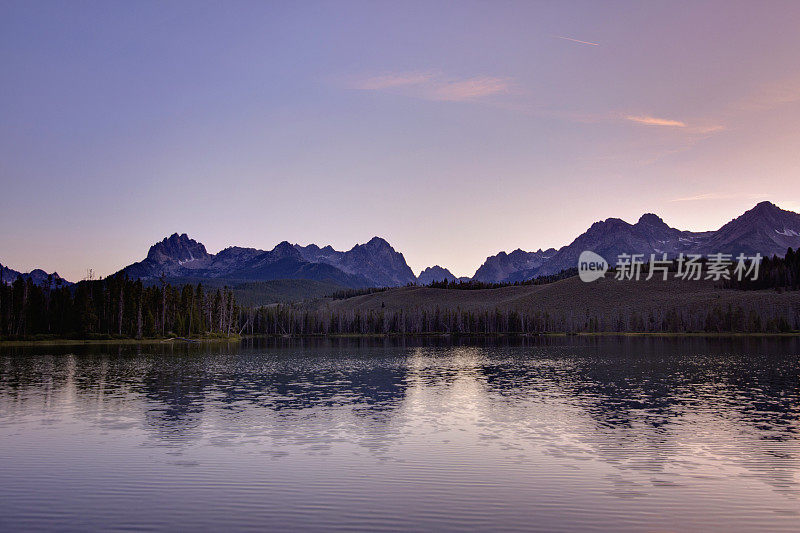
[1,331,798,346]
[0,336,242,347]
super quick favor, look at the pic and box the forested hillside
[237,276,800,336]
[4,251,800,340]
[725,248,800,290]
[0,274,237,339]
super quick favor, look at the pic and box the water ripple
[1,337,799,531]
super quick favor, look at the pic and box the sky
[2,0,800,280]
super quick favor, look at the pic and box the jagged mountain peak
[219,245,256,253]
[121,235,417,288]
[531,248,558,255]
[295,243,321,253]
[719,201,798,229]
[290,237,416,287]
[702,200,800,255]
[269,241,304,261]
[603,217,630,226]
[472,247,556,283]
[0,264,71,286]
[473,200,800,282]
[364,236,392,249]
[637,213,666,226]
[589,217,629,232]
[46,201,800,289]
[146,233,209,264]
[272,240,295,251]
[417,265,457,285]
[160,232,192,245]
[342,237,415,286]
[753,200,779,211]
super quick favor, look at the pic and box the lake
[1,337,799,531]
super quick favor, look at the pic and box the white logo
[578,251,608,282]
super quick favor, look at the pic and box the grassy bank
[0,334,242,347]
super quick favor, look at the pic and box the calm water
[1,337,799,532]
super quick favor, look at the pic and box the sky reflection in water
[1,336,799,532]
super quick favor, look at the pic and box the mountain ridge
[473,201,800,283]
[120,234,414,288]
[417,265,458,285]
[8,200,795,289]
[0,264,71,286]
[294,236,416,287]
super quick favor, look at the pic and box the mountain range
[0,264,70,287]
[4,201,800,288]
[121,234,417,288]
[473,201,800,282]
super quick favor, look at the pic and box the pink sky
[1,1,800,280]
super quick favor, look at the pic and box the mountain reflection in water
[1,336,799,531]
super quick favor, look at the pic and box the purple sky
[2,0,800,280]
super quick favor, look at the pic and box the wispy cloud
[623,115,725,137]
[694,124,726,134]
[346,71,511,102]
[350,72,433,91]
[625,115,687,127]
[429,77,510,101]
[671,192,768,202]
[554,35,599,46]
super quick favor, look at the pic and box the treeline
[4,250,799,340]
[725,248,800,291]
[0,274,237,340]
[330,267,579,298]
[237,302,798,336]
[330,286,391,299]
[425,268,578,290]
